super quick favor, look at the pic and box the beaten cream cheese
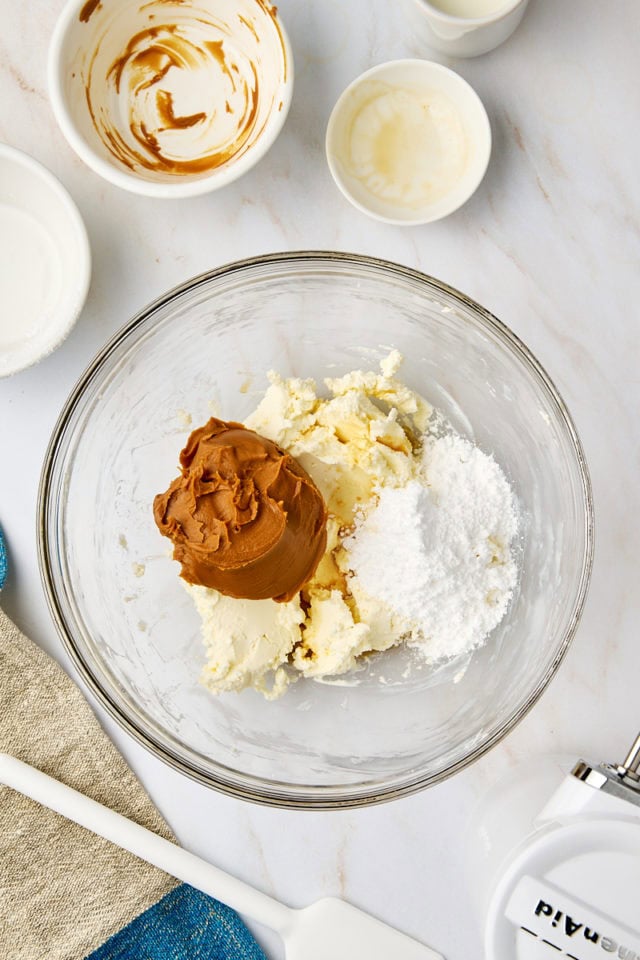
[192,351,430,699]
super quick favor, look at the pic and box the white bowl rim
[0,142,91,377]
[47,0,294,198]
[414,0,527,26]
[325,58,492,226]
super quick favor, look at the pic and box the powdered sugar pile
[344,434,519,661]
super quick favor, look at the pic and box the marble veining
[1,1,639,957]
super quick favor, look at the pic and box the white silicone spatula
[0,754,444,960]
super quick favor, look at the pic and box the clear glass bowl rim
[37,250,595,810]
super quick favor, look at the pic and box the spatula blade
[285,897,444,960]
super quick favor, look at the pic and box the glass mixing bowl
[39,252,593,809]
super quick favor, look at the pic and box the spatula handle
[0,753,293,936]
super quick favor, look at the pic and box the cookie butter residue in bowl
[154,352,520,700]
[72,0,288,182]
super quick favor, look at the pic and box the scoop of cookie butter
[153,418,328,602]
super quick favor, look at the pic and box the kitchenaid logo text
[536,901,639,958]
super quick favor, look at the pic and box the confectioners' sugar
[344,435,519,661]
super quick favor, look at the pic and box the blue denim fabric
[0,527,7,589]
[86,884,268,960]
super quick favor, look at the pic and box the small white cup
[408,0,530,58]
[326,59,491,225]
[0,144,90,377]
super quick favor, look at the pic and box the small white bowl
[408,0,530,59]
[48,0,293,198]
[326,59,491,226]
[0,144,91,378]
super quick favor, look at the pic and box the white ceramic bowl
[408,0,530,59]
[48,0,293,198]
[0,144,90,378]
[326,60,491,226]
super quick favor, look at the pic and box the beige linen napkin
[0,607,177,959]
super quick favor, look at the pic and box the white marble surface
[1,1,640,956]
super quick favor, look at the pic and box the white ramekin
[407,0,530,58]
[48,0,293,198]
[326,59,491,226]
[0,144,90,377]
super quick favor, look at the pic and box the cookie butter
[153,418,327,602]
